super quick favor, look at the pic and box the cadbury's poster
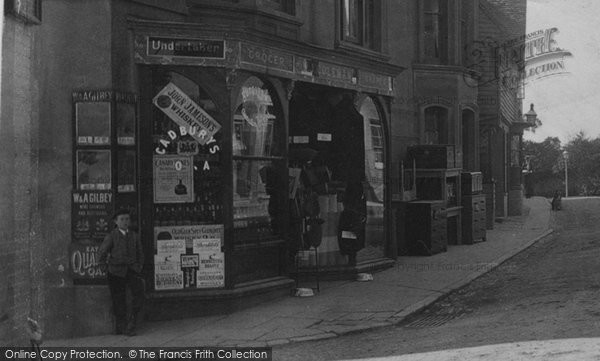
[153,155,194,203]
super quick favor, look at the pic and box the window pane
[424,106,448,144]
[342,0,361,43]
[365,0,375,48]
[233,159,284,241]
[424,0,440,58]
[234,77,282,157]
[360,97,385,262]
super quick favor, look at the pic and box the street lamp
[563,150,569,198]
[525,104,537,126]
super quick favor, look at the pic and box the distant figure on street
[551,190,562,211]
[99,208,145,336]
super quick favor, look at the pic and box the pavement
[45,197,552,348]
[348,338,600,361]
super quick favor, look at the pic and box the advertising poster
[156,239,186,258]
[77,150,111,190]
[152,82,222,145]
[116,103,136,146]
[153,155,194,203]
[154,257,183,290]
[181,254,200,289]
[154,238,186,291]
[193,238,225,288]
[76,102,111,146]
[153,225,224,289]
[117,149,136,193]
[69,243,106,281]
[71,190,113,243]
[154,224,224,249]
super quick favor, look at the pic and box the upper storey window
[262,0,296,16]
[423,0,448,62]
[340,0,379,51]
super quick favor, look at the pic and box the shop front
[66,18,402,321]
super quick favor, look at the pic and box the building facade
[0,0,527,343]
[477,0,528,218]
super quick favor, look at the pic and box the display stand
[294,247,320,293]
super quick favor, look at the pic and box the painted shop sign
[147,37,225,59]
[153,82,222,145]
[317,62,356,84]
[72,190,113,243]
[359,70,393,92]
[70,243,106,280]
[240,43,294,73]
[153,155,194,204]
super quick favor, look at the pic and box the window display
[149,71,225,289]
[233,77,285,242]
[359,97,385,261]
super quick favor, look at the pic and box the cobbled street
[274,198,600,361]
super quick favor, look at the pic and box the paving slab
[44,197,551,348]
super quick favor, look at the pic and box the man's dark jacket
[98,228,144,277]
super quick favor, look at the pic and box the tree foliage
[523,137,563,197]
[523,132,600,196]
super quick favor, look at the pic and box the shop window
[424,106,449,144]
[359,97,386,262]
[233,77,285,243]
[460,4,468,65]
[151,71,224,227]
[148,70,226,290]
[369,122,384,168]
[423,0,448,62]
[340,0,379,50]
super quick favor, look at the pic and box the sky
[522,0,600,143]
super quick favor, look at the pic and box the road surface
[274,198,600,360]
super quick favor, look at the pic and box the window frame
[423,106,450,145]
[231,76,286,245]
[421,0,449,63]
[5,0,41,24]
[339,0,381,51]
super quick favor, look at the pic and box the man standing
[99,208,145,336]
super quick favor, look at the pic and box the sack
[337,209,366,255]
[302,190,320,217]
[303,217,325,248]
[303,165,331,195]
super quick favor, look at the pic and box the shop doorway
[289,83,387,267]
